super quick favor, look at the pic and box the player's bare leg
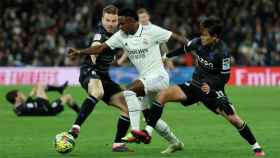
[216,106,265,157]
[109,93,132,152]
[69,79,103,138]
[109,93,129,117]
[35,84,49,100]
[59,94,80,114]
[157,85,188,104]
[29,85,38,97]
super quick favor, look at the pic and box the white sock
[123,90,142,130]
[145,125,154,136]
[112,142,124,146]
[155,119,179,144]
[252,142,261,150]
[72,124,80,130]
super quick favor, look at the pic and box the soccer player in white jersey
[118,8,175,68]
[68,8,185,153]
[119,8,182,153]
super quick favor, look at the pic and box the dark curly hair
[200,16,223,38]
[6,90,18,104]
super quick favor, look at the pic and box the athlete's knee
[156,90,168,105]
[127,80,145,96]
[64,94,72,99]
[59,94,71,104]
[227,114,244,127]
[88,83,104,99]
[217,98,235,116]
[37,84,45,91]
[64,94,74,102]
[111,95,129,114]
[88,89,104,99]
[121,111,129,117]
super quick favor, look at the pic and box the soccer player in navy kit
[134,16,266,157]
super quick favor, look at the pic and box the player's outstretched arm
[166,46,185,58]
[117,51,128,66]
[68,43,109,57]
[170,33,188,44]
[166,38,199,58]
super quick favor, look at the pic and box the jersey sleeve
[208,47,231,87]
[105,31,123,50]
[220,48,231,75]
[166,37,198,58]
[86,33,102,47]
[150,25,172,44]
[92,33,102,43]
[14,104,30,116]
[184,38,199,52]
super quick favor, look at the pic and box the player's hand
[68,48,80,58]
[163,58,175,70]
[201,82,210,94]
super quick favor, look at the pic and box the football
[54,132,75,154]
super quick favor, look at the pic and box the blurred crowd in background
[1,0,280,67]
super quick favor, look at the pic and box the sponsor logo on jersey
[93,34,102,41]
[128,48,148,59]
[196,55,214,68]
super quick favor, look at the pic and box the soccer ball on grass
[54,132,75,154]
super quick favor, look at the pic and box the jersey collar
[98,23,113,36]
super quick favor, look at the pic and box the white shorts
[139,71,170,95]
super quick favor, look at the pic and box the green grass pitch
[0,86,279,158]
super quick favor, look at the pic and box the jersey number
[215,90,225,99]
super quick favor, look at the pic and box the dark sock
[142,109,151,122]
[238,122,257,145]
[147,101,163,128]
[74,96,98,126]
[114,115,130,143]
[46,81,68,94]
[69,102,81,114]
[46,85,62,93]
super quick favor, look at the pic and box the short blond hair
[102,5,118,16]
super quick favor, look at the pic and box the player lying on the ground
[132,16,266,157]
[68,8,185,154]
[5,82,80,116]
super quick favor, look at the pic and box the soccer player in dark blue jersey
[6,82,80,116]
[67,5,132,152]
[132,16,265,157]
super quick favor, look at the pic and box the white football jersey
[105,24,172,77]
